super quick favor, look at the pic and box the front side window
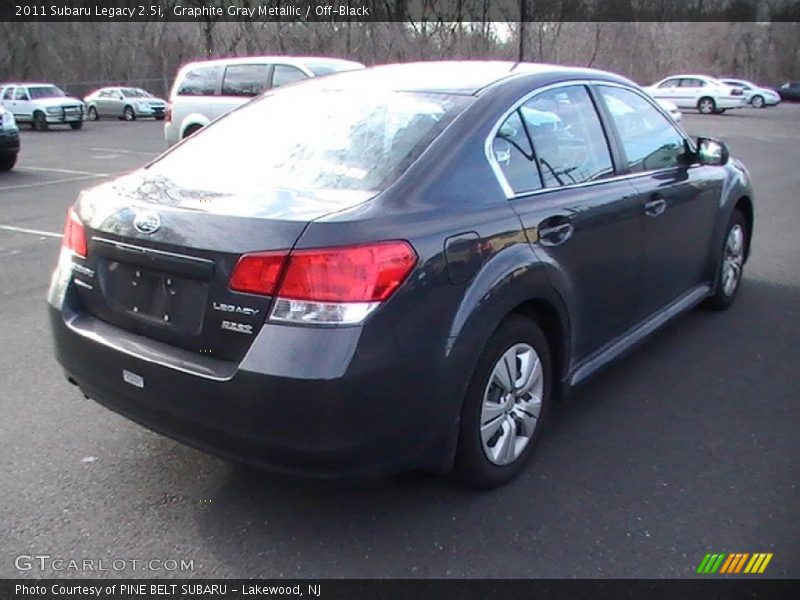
[272,65,308,88]
[177,65,222,96]
[221,64,271,97]
[520,86,614,188]
[680,78,705,88]
[658,79,681,89]
[598,86,687,173]
[493,110,542,194]
[148,88,471,195]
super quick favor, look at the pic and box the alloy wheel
[480,343,544,466]
[699,98,714,114]
[722,224,745,297]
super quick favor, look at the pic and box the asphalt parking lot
[1,105,798,579]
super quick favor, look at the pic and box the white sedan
[644,75,747,114]
[656,98,682,122]
[719,78,781,108]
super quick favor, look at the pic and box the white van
[164,56,364,146]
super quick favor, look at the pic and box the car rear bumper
[48,280,455,479]
[717,97,747,109]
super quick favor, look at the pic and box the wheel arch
[734,195,754,261]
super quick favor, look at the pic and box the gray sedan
[84,87,167,121]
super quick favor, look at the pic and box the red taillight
[280,242,417,303]
[165,102,172,123]
[229,251,288,295]
[63,207,87,258]
[229,242,417,323]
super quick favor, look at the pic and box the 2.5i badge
[221,320,253,335]
[122,369,145,388]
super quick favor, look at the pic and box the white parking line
[0,224,62,238]
[18,166,110,177]
[0,174,107,192]
[91,147,159,156]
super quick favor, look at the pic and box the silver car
[84,87,167,121]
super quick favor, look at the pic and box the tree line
[1,21,798,98]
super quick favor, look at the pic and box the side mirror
[492,138,512,166]
[695,137,729,166]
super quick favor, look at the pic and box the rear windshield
[148,88,471,195]
[305,62,361,76]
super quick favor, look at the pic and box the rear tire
[33,111,48,131]
[703,210,748,311]
[0,153,16,171]
[155,115,165,121]
[182,124,203,139]
[454,315,552,489]
[698,97,716,114]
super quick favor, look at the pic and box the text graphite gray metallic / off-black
[48,62,754,488]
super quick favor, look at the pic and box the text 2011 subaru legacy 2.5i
[49,62,753,488]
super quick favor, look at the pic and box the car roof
[300,61,634,96]
[662,74,719,81]
[1,82,61,87]
[179,56,364,71]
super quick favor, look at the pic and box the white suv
[0,83,85,130]
[164,56,364,146]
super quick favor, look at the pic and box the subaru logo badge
[133,210,161,235]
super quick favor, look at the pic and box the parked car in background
[164,55,364,146]
[0,83,84,130]
[51,62,754,488]
[719,78,780,108]
[84,87,167,121]
[644,75,746,114]
[655,98,682,122]
[775,81,800,101]
[0,105,19,171]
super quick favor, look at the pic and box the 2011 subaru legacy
[49,62,754,488]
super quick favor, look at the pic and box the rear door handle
[644,196,667,217]
[538,218,574,247]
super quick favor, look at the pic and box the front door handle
[538,218,574,247]
[644,196,667,217]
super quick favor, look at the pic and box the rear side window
[2,88,12,100]
[598,86,687,173]
[493,110,543,194]
[272,65,308,88]
[221,64,271,97]
[177,65,222,96]
[521,86,614,188]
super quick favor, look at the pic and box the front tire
[454,315,552,489]
[87,106,99,121]
[0,153,17,171]
[70,121,83,130]
[33,111,48,131]
[123,106,136,121]
[703,210,748,311]
[751,95,765,108]
[698,97,716,114]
